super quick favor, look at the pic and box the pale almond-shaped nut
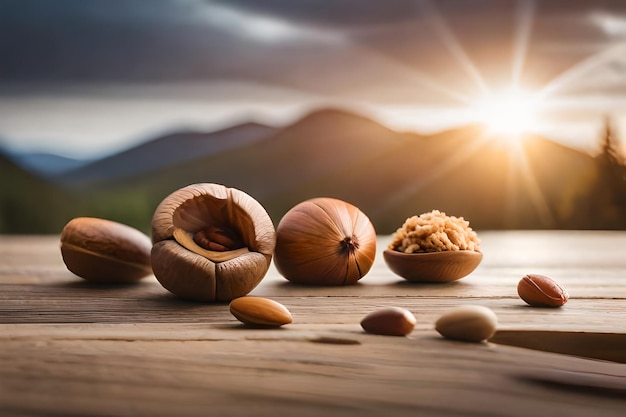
[435,305,497,343]
[517,274,569,307]
[229,296,293,327]
[360,307,416,336]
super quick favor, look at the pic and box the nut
[151,183,276,302]
[229,296,292,327]
[193,224,243,251]
[360,307,416,336]
[274,197,377,285]
[517,274,569,307]
[173,228,249,263]
[388,210,480,254]
[60,217,152,283]
[435,305,498,343]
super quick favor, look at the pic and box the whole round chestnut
[60,217,152,283]
[151,183,276,302]
[274,197,376,285]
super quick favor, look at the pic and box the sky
[1,0,626,158]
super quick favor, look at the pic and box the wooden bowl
[383,249,483,282]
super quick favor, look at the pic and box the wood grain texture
[0,231,625,416]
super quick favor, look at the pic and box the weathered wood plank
[1,326,625,417]
[1,287,625,332]
[0,232,625,416]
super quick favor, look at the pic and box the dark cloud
[214,0,626,24]
[210,0,427,28]
[0,0,248,82]
[1,0,625,103]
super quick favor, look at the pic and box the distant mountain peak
[285,107,397,137]
[298,107,382,124]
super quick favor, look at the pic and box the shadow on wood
[490,330,626,363]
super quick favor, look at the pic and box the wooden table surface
[1,231,625,416]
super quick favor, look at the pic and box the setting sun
[472,89,540,136]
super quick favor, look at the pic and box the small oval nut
[517,274,569,307]
[361,307,416,336]
[435,305,497,343]
[229,296,292,327]
[60,217,152,283]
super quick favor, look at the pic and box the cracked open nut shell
[151,183,276,302]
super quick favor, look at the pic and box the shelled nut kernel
[517,274,569,307]
[435,305,497,343]
[229,296,292,327]
[360,307,416,336]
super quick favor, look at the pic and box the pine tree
[596,116,626,228]
[598,116,623,166]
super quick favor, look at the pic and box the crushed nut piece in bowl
[388,210,480,253]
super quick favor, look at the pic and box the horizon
[1,1,626,159]
[0,102,617,161]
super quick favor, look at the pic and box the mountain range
[0,107,607,234]
[56,122,277,185]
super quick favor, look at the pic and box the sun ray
[503,138,555,228]
[372,129,493,217]
[202,1,474,106]
[345,41,473,105]
[511,0,535,88]
[338,19,474,105]
[537,41,626,100]
[372,124,555,228]
[418,0,490,96]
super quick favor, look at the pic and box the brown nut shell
[517,274,569,307]
[360,307,416,336]
[60,217,152,283]
[151,183,276,302]
[274,197,376,285]
[229,296,293,327]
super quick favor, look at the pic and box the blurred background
[1,0,625,234]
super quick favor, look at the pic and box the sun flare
[471,89,540,136]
